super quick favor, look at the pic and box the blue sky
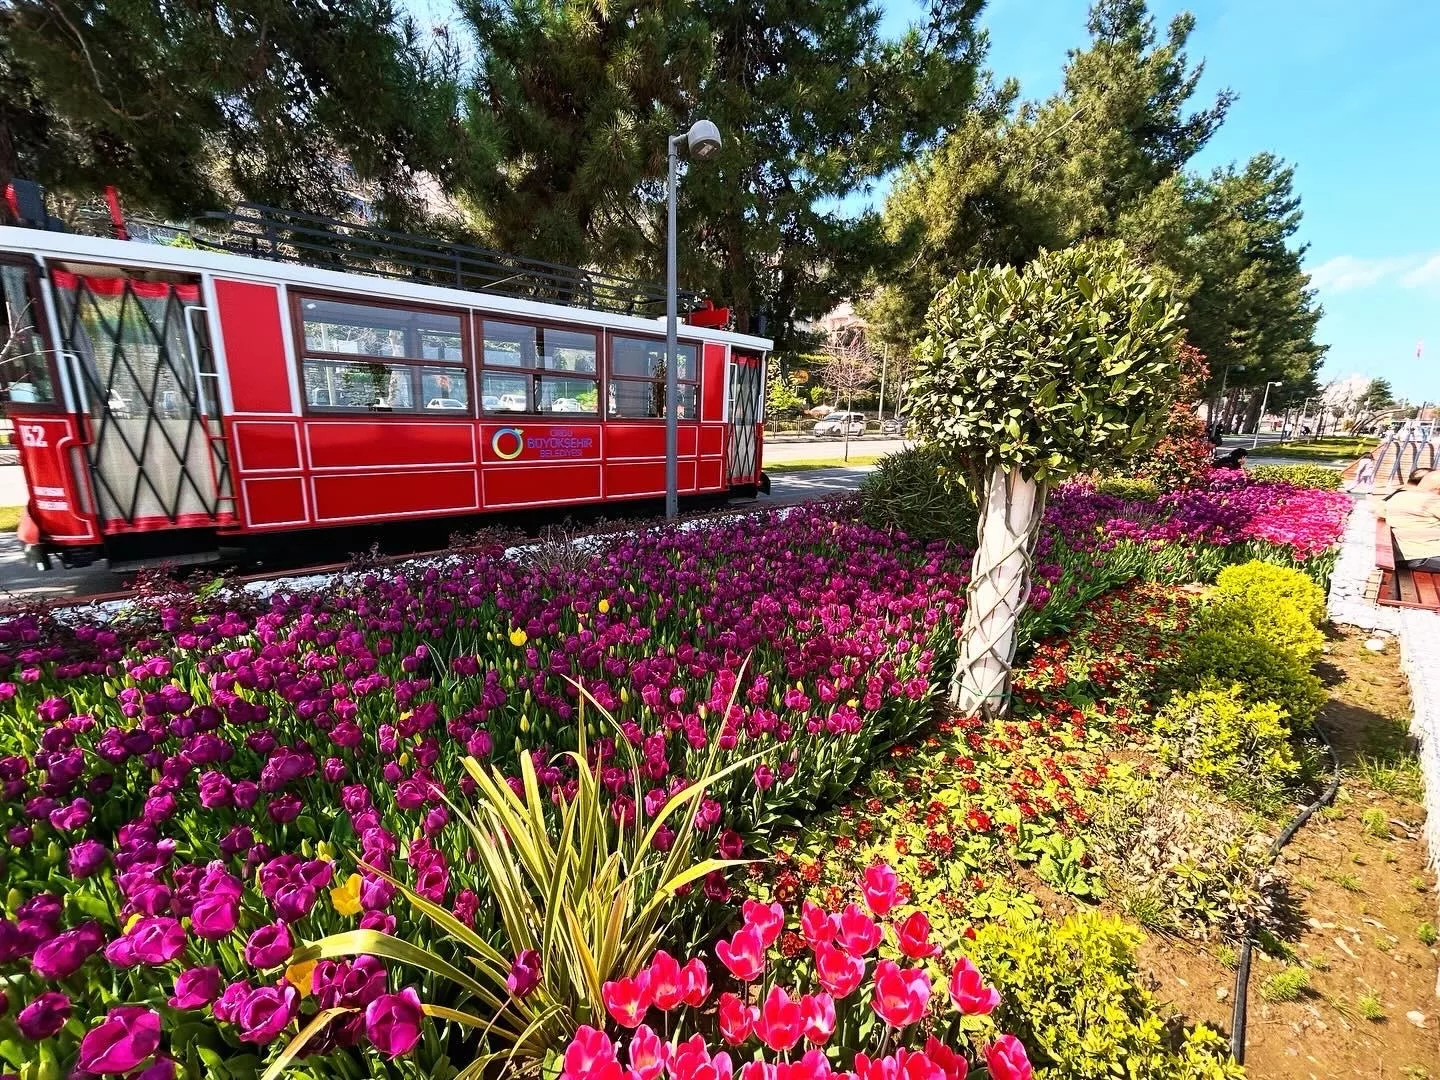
[876,0,1440,401]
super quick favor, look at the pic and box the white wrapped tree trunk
[951,466,1047,717]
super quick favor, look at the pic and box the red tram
[0,194,771,569]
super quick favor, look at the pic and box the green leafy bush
[1195,561,1327,663]
[1154,687,1299,794]
[1169,628,1326,727]
[966,913,1244,1079]
[857,446,979,544]
[1212,561,1328,628]
[1247,463,1343,490]
[1095,476,1161,500]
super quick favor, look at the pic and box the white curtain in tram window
[51,271,219,525]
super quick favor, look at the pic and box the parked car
[880,418,904,436]
[497,393,527,411]
[426,397,467,410]
[549,397,582,413]
[813,411,866,437]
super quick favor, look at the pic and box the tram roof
[0,220,773,353]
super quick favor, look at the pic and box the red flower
[561,1026,622,1080]
[679,958,709,1007]
[926,1036,970,1080]
[754,985,804,1052]
[861,863,900,917]
[800,992,835,1045]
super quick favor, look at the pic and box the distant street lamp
[1252,380,1283,449]
[665,119,722,519]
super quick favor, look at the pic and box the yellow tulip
[330,874,363,917]
[286,959,318,996]
[598,598,611,614]
[509,628,528,647]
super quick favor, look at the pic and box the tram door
[727,351,763,484]
[50,268,233,530]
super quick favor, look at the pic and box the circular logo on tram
[491,427,525,460]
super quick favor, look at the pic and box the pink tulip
[754,985,804,1053]
[800,901,836,951]
[680,957,710,1006]
[948,957,1000,1015]
[813,942,866,999]
[860,862,900,916]
[648,950,685,1010]
[894,911,941,959]
[716,925,766,982]
[717,991,756,1045]
[742,900,784,947]
[601,971,651,1028]
[628,1024,669,1080]
[562,1025,623,1080]
[800,992,835,1044]
[871,959,931,1028]
[834,903,882,956]
[986,1035,1033,1080]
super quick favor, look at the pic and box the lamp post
[1252,381,1282,450]
[665,119,722,518]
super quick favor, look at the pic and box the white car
[549,397,582,413]
[497,393,527,411]
[813,411,866,437]
[426,398,467,410]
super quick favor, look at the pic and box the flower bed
[0,480,1349,1078]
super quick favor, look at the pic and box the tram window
[298,295,469,415]
[479,320,598,414]
[608,336,696,419]
[0,265,56,405]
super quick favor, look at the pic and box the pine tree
[0,0,462,222]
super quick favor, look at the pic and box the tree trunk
[951,467,1047,718]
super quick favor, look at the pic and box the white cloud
[1308,252,1440,294]
[1400,254,1440,289]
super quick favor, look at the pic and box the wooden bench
[1375,516,1440,609]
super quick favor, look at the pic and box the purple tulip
[68,838,109,878]
[119,916,187,965]
[17,991,70,1040]
[190,893,240,940]
[243,923,292,969]
[30,921,104,979]
[506,950,541,999]
[76,1005,162,1073]
[169,965,223,1009]
[365,987,425,1057]
[234,983,299,1045]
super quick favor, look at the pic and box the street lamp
[665,119,722,518]
[1252,381,1283,449]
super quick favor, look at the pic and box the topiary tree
[907,240,1185,716]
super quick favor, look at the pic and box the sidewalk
[1326,495,1440,868]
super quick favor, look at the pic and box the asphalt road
[763,435,910,462]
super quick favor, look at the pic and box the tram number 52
[19,425,48,448]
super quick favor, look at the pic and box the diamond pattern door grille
[727,354,762,483]
[52,270,231,527]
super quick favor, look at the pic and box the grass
[1357,993,1387,1021]
[1259,966,1311,1003]
[765,455,883,473]
[1360,807,1392,839]
[1353,753,1425,802]
[1255,436,1379,462]
[1417,922,1437,946]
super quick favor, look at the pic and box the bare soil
[1140,626,1440,1079]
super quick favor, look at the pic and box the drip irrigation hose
[1228,721,1342,1065]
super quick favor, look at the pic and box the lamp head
[685,119,722,160]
